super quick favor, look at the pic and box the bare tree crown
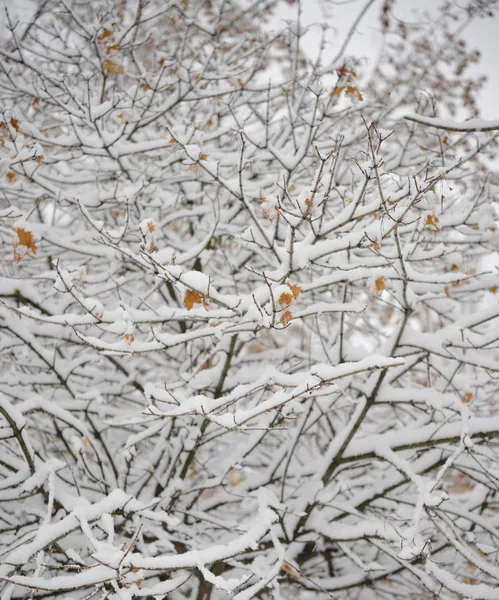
[1,1,499,598]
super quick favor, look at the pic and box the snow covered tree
[1,0,499,598]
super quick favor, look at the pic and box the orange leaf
[6,171,16,183]
[140,82,151,91]
[280,310,292,327]
[13,227,37,263]
[199,152,209,161]
[184,289,202,310]
[10,118,19,130]
[237,78,245,89]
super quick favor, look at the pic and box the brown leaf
[345,86,363,101]
[280,310,292,327]
[278,292,293,307]
[6,171,16,183]
[289,283,302,299]
[13,227,37,263]
[105,44,120,55]
[98,28,113,41]
[375,276,385,292]
[227,468,245,486]
[103,60,124,75]
[184,289,202,310]
[10,118,19,130]
[462,392,473,404]
[123,332,135,344]
[281,561,301,579]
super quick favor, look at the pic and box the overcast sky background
[1,0,497,117]
[276,0,499,119]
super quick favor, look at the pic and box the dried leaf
[375,276,385,292]
[289,283,302,299]
[462,392,473,404]
[345,86,364,101]
[13,227,37,263]
[227,468,245,486]
[280,310,292,327]
[103,60,124,75]
[184,289,202,310]
[6,171,16,183]
[281,561,301,579]
[123,332,135,344]
[10,117,19,130]
[98,28,114,41]
[278,292,294,307]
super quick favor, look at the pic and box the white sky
[277,0,499,119]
